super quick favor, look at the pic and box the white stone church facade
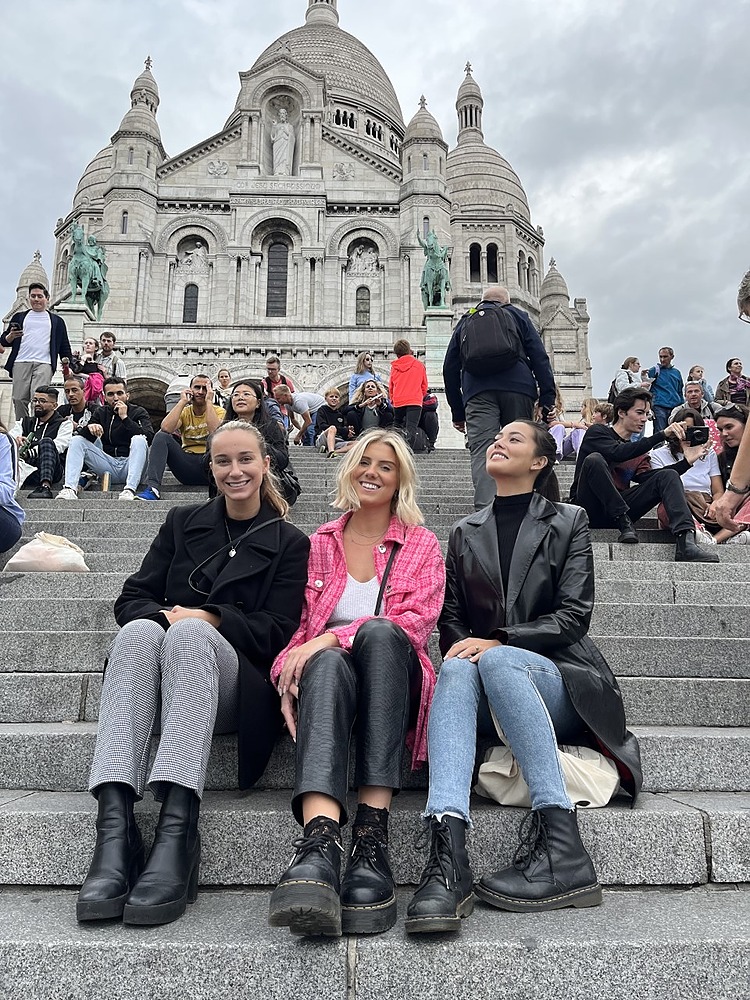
[14,0,592,424]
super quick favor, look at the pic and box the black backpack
[607,379,618,405]
[459,304,524,375]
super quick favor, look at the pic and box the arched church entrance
[126,377,168,430]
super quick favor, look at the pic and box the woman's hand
[682,441,711,466]
[713,489,746,531]
[444,636,501,664]
[280,684,299,741]
[162,606,221,629]
[278,633,339,695]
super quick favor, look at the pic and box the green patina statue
[68,224,110,320]
[417,228,451,309]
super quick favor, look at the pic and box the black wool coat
[114,497,310,788]
[439,493,642,800]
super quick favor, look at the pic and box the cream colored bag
[2,532,89,573]
[475,743,620,809]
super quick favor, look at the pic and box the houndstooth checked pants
[89,617,239,800]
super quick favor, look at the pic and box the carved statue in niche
[347,242,380,276]
[177,238,209,273]
[271,108,296,176]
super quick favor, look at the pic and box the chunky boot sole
[341,894,397,935]
[268,882,342,937]
[475,879,602,912]
[76,890,130,922]
[404,892,474,934]
[122,858,199,926]
[76,848,145,922]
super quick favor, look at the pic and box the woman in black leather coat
[406,419,641,933]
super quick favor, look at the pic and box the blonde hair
[351,379,386,406]
[580,397,599,423]
[209,421,289,518]
[332,428,424,525]
[354,351,373,375]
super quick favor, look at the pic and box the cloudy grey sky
[1,0,748,394]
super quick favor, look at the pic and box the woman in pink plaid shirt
[268,428,445,938]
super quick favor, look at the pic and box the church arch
[156,216,229,255]
[121,211,129,235]
[241,208,311,249]
[327,218,398,258]
[266,241,290,317]
[355,286,371,327]
[487,243,499,283]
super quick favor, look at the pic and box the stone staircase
[0,449,748,999]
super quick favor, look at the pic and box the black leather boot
[268,816,344,936]
[77,783,144,921]
[616,513,638,544]
[340,805,396,934]
[405,815,474,933]
[122,783,201,926]
[675,529,719,563]
[475,807,602,912]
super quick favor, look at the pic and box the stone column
[424,307,463,449]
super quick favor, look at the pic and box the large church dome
[73,145,113,210]
[250,2,403,128]
[447,142,530,220]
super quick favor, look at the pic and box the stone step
[1,598,745,634]
[2,670,747,728]
[2,571,725,607]
[0,723,747,794]
[1,788,737,888]
[3,884,746,1000]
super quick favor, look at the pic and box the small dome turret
[73,145,113,209]
[404,96,445,144]
[113,57,163,146]
[540,258,570,303]
[3,251,51,322]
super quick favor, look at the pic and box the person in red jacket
[388,339,427,448]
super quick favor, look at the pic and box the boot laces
[290,823,343,864]
[512,810,549,871]
[414,820,455,890]
[350,831,382,864]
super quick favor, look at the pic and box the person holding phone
[346,379,394,436]
[137,374,224,500]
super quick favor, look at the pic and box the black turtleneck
[493,492,534,592]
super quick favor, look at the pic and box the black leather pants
[292,618,421,825]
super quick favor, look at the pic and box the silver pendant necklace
[225,519,237,557]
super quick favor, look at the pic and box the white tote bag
[3,532,89,573]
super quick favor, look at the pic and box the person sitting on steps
[268,428,445,938]
[405,420,641,933]
[76,421,309,927]
[569,387,719,563]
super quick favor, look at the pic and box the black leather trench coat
[439,493,642,800]
[114,497,310,788]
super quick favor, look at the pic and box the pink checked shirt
[271,512,446,766]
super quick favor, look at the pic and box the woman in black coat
[77,421,309,927]
[406,419,641,933]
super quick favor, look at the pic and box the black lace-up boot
[77,783,144,922]
[268,815,344,936]
[405,815,474,933]
[475,807,602,912]
[340,804,396,934]
[122,782,201,926]
[616,513,638,544]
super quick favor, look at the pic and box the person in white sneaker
[57,378,153,500]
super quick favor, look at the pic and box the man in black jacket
[443,285,556,509]
[10,385,72,499]
[57,378,153,501]
[1,283,72,419]
[570,387,718,562]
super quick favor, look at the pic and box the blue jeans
[652,405,672,433]
[425,645,583,820]
[64,435,149,492]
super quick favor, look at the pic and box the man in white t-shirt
[273,385,325,445]
[1,283,72,419]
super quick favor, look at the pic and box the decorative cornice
[322,127,401,182]
[157,126,242,178]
